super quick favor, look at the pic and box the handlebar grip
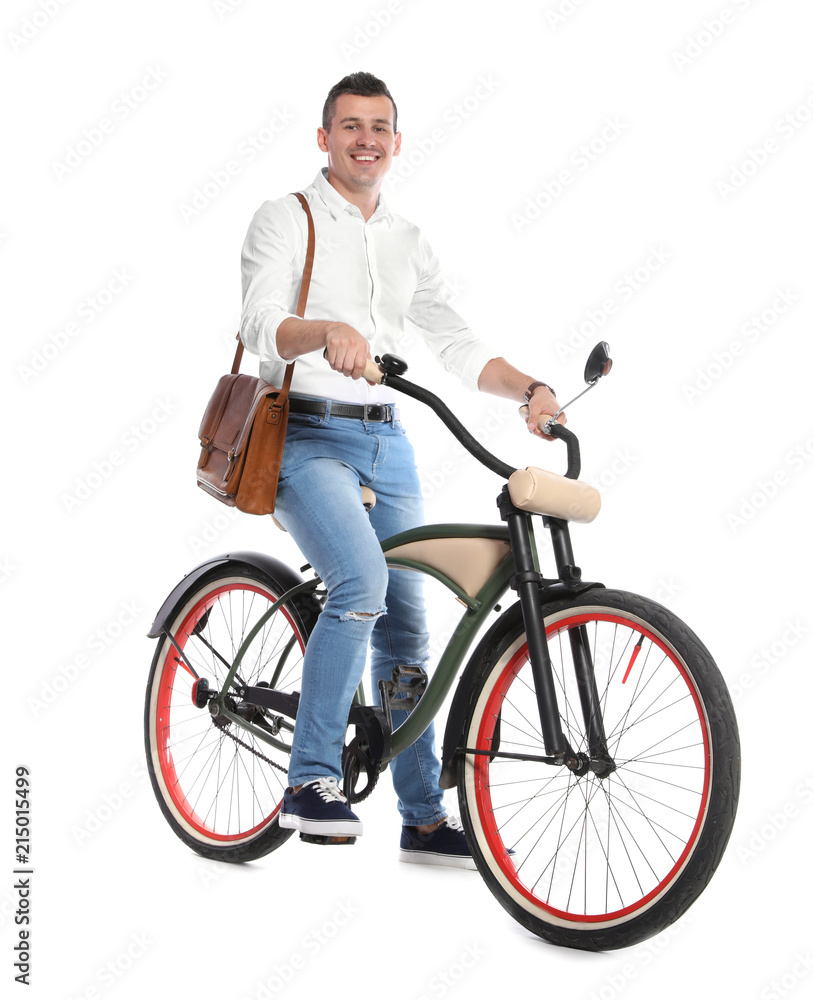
[517,405,580,479]
[321,348,385,384]
[363,357,384,383]
[518,403,555,433]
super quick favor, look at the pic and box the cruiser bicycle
[144,343,740,951]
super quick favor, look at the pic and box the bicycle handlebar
[357,355,580,482]
[518,404,581,480]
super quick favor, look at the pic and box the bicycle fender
[147,550,306,638]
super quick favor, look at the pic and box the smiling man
[240,72,561,866]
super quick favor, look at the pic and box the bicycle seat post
[497,487,568,760]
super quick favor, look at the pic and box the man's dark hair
[322,72,398,133]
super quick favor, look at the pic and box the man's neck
[327,173,380,222]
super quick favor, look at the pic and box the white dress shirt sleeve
[240,197,303,366]
[408,234,497,392]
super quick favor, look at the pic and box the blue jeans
[272,403,446,826]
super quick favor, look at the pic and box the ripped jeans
[272,405,445,826]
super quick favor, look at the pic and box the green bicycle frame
[212,522,527,763]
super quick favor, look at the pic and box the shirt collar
[312,167,393,225]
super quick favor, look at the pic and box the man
[240,72,561,867]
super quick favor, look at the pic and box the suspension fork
[498,489,568,759]
[498,488,611,768]
[545,512,612,765]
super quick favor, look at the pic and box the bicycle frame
[204,503,603,773]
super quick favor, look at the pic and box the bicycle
[144,343,740,952]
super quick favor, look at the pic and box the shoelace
[310,777,348,804]
[444,815,464,833]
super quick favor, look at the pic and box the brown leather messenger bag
[195,192,315,515]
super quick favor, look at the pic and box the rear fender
[147,550,308,638]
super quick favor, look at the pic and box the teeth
[354,156,377,161]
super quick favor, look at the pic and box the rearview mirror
[584,342,613,384]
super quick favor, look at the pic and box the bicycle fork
[498,488,615,777]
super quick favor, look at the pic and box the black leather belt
[288,397,400,423]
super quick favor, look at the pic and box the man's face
[317,93,401,198]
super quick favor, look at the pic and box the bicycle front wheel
[457,590,739,951]
[144,562,318,862]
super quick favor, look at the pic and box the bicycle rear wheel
[144,562,318,862]
[457,590,739,950]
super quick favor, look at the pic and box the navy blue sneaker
[279,777,363,837]
[399,816,477,870]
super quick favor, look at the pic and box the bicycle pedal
[299,833,357,846]
[384,664,428,711]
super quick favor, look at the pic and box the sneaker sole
[399,849,477,871]
[279,813,363,837]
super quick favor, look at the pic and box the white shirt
[239,168,496,404]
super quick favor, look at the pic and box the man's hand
[324,322,371,379]
[477,357,566,441]
[526,384,566,440]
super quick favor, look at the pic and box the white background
[3,1,813,998]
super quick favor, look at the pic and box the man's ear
[393,131,402,157]
[317,126,328,152]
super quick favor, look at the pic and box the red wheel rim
[472,611,711,924]
[154,583,301,842]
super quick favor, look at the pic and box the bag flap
[199,374,282,453]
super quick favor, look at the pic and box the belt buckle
[365,403,386,422]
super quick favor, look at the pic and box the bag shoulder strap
[231,192,316,384]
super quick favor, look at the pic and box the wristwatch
[524,381,556,402]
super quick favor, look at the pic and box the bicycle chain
[216,717,379,801]
[216,720,289,775]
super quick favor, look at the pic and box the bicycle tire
[456,589,740,951]
[144,561,318,862]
